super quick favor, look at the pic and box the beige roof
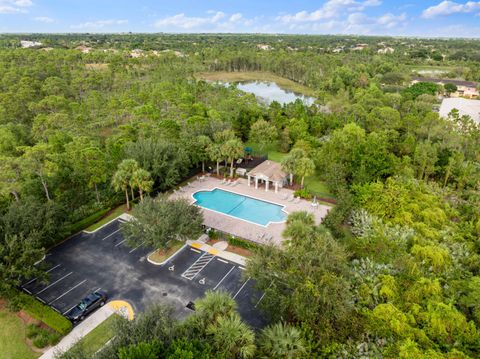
[248,160,287,182]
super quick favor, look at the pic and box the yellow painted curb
[108,300,135,320]
[208,248,219,255]
[191,242,203,249]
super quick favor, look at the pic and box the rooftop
[412,77,477,88]
[247,160,287,182]
[439,98,480,124]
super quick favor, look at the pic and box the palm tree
[207,143,223,176]
[258,323,306,358]
[117,159,140,200]
[131,168,153,202]
[281,148,306,186]
[197,135,212,173]
[222,138,244,178]
[112,168,131,210]
[207,313,256,359]
[195,290,238,326]
[295,157,315,188]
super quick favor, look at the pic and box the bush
[65,207,111,236]
[33,333,49,348]
[26,323,41,339]
[207,228,218,239]
[226,235,260,251]
[294,188,312,200]
[16,291,72,335]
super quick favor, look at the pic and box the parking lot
[21,218,266,328]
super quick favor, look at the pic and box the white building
[20,40,42,48]
[378,47,394,54]
[247,160,288,193]
[439,98,480,124]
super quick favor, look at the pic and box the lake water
[225,81,316,106]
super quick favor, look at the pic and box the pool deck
[169,176,331,246]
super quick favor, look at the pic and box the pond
[224,81,316,106]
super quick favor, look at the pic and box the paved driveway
[21,219,266,328]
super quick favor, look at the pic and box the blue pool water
[193,188,287,226]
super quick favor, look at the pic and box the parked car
[65,290,108,323]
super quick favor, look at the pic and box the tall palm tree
[281,148,306,186]
[295,157,315,188]
[195,290,238,326]
[117,159,140,200]
[222,138,244,178]
[207,313,256,359]
[258,322,306,359]
[207,143,223,176]
[112,168,131,210]
[131,168,153,202]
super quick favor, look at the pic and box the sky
[1,0,480,37]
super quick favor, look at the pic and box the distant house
[130,49,144,58]
[439,98,480,124]
[256,44,273,51]
[75,45,92,53]
[332,47,344,53]
[411,77,479,99]
[351,43,368,51]
[20,40,42,48]
[378,47,394,54]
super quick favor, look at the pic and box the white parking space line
[49,279,87,304]
[46,264,61,273]
[190,248,201,254]
[23,288,32,294]
[239,267,246,271]
[23,264,61,287]
[216,258,228,264]
[254,282,273,308]
[63,304,77,315]
[36,272,73,295]
[213,266,236,290]
[115,238,127,247]
[233,278,251,299]
[129,241,145,253]
[102,229,121,241]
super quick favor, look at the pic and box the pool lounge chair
[288,195,295,202]
[221,179,226,185]
[293,197,301,204]
[232,181,239,187]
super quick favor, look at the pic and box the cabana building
[247,160,288,193]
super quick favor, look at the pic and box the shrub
[33,332,49,348]
[26,323,41,339]
[294,188,312,200]
[207,228,218,239]
[226,235,260,251]
[16,291,72,335]
[65,207,111,236]
[48,332,62,346]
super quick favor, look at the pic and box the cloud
[154,11,255,31]
[70,19,129,30]
[34,16,54,23]
[422,1,480,18]
[277,0,381,23]
[154,11,226,29]
[0,0,32,14]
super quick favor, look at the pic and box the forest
[0,33,479,358]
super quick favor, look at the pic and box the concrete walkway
[187,240,247,266]
[40,301,130,359]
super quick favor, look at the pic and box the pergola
[247,160,288,193]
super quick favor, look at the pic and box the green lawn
[85,205,127,232]
[67,314,117,356]
[245,141,334,198]
[0,309,40,359]
[148,240,184,264]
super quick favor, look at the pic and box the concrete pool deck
[170,176,331,246]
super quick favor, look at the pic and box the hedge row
[18,291,72,335]
[65,207,112,236]
[226,235,261,251]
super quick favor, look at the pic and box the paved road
[22,219,266,328]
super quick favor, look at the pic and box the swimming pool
[192,188,287,226]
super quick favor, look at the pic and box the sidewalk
[39,300,132,359]
[187,239,247,266]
